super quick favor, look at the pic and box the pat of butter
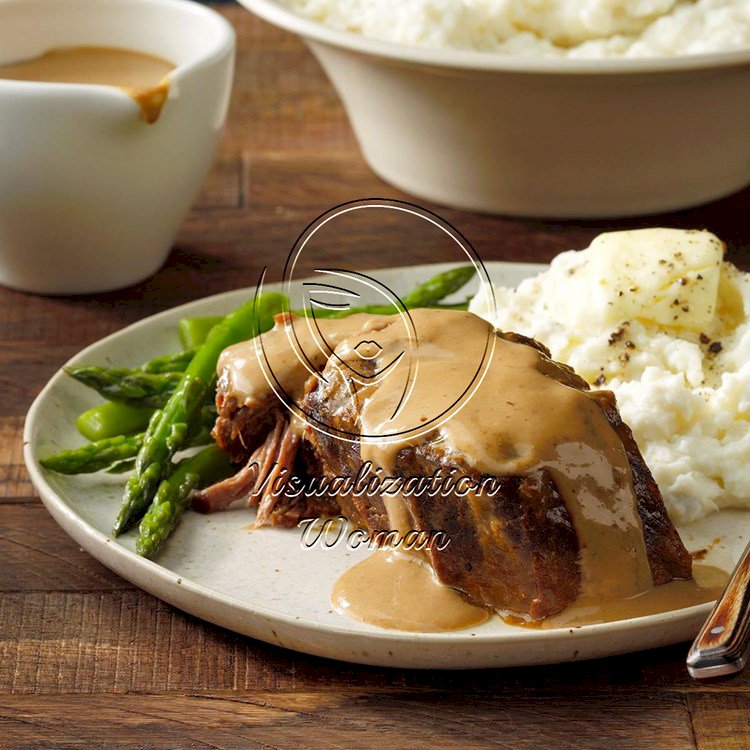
[576,229,723,332]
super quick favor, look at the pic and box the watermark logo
[239,199,499,550]
[252,198,497,447]
[299,517,451,552]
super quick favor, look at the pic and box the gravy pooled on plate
[0,46,175,122]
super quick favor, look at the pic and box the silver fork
[688,539,750,679]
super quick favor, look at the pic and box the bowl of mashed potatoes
[238,0,750,217]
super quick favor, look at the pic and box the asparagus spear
[135,445,233,558]
[316,298,475,319]
[113,292,287,536]
[77,401,154,441]
[44,407,218,476]
[41,433,146,475]
[65,366,183,409]
[305,266,477,319]
[74,351,195,439]
[400,265,476,308]
[107,458,136,474]
[139,350,196,374]
[179,316,224,351]
[105,421,216,477]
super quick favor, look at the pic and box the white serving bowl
[0,0,235,295]
[238,0,750,218]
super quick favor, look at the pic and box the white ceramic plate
[24,262,747,669]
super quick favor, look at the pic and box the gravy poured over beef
[203,308,711,629]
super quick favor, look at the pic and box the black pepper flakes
[624,341,635,349]
[594,374,606,386]
[679,277,688,286]
[608,328,625,345]
[708,341,723,355]
[700,333,711,344]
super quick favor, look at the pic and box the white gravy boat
[0,0,235,294]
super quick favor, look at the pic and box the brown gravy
[332,550,489,632]
[219,309,710,631]
[219,312,377,408]
[538,564,728,628]
[343,309,652,604]
[332,558,727,632]
[0,46,175,123]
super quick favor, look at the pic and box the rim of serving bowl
[240,0,750,75]
[0,0,235,94]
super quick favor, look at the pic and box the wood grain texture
[194,151,243,210]
[0,505,129,592]
[1,4,749,747]
[0,690,697,750]
[0,418,33,499]
[688,693,750,750]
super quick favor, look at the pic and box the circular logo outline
[252,198,498,446]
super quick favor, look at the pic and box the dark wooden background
[2,7,750,748]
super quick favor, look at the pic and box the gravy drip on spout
[0,46,175,123]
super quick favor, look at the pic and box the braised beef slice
[212,328,691,619]
[298,329,691,619]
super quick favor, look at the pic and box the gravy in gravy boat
[0,46,175,123]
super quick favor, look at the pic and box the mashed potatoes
[470,228,750,525]
[284,0,750,58]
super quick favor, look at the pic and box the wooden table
[3,7,750,748]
